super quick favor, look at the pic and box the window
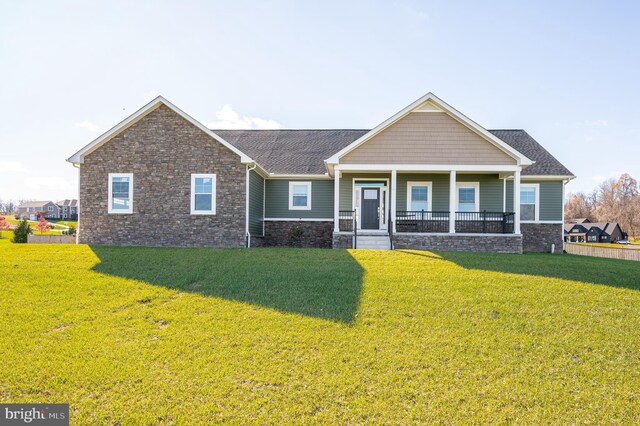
[108,173,133,214]
[407,182,432,211]
[191,174,216,215]
[520,184,539,222]
[456,183,479,212]
[289,181,312,210]
[47,206,54,212]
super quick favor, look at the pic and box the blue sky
[1,1,639,201]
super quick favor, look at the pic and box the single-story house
[66,93,574,253]
[564,221,626,243]
[17,201,60,219]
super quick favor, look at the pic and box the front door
[361,188,380,229]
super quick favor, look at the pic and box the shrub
[12,219,32,243]
[67,225,76,236]
[287,225,304,247]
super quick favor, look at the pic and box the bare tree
[565,192,594,220]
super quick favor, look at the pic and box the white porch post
[449,170,456,233]
[334,171,340,232]
[514,169,521,234]
[502,178,507,212]
[390,169,397,233]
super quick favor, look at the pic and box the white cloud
[205,104,281,130]
[0,161,28,174]
[75,120,99,132]
[582,119,608,127]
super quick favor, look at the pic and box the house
[57,199,78,220]
[564,221,626,243]
[66,93,574,252]
[17,201,60,219]
[566,218,591,224]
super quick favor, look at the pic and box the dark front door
[361,188,380,229]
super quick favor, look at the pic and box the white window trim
[108,173,133,214]
[455,182,480,212]
[407,181,433,211]
[288,181,312,211]
[47,206,54,211]
[520,183,540,223]
[191,173,217,215]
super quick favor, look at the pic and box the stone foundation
[263,221,333,248]
[521,223,563,253]
[332,233,354,249]
[392,233,523,253]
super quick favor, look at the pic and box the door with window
[361,188,380,229]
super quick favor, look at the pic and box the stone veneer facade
[262,221,333,248]
[521,223,563,253]
[79,105,247,247]
[392,233,523,253]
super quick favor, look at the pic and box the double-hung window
[191,174,216,215]
[108,173,133,214]
[520,184,539,222]
[456,182,479,212]
[289,182,312,210]
[407,182,432,211]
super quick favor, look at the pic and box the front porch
[332,167,523,252]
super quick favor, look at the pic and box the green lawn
[1,245,639,424]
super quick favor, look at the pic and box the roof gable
[325,93,533,167]
[67,96,255,165]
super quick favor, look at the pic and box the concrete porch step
[356,235,391,250]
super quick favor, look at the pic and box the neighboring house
[566,218,591,224]
[57,199,79,220]
[17,201,60,219]
[66,93,574,253]
[564,221,627,243]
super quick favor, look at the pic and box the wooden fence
[564,242,640,261]
[28,234,77,244]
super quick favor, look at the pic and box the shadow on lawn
[430,250,640,291]
[90,246,364,324]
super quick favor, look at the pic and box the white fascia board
[66,96,257,166]
[324,92,533,166]
[520,174,576,181]
[335,164,521,172]
[267,174,332,180]
[264,218,334,222]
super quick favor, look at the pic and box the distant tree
[34,210,46,219]
[564,193,594,220]
[5,200,16,215]
[568,173,640,239]
[12,219,32,243]
[35,217,50,234]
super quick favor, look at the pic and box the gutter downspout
[246,163,257,248]
[73,163,80,244]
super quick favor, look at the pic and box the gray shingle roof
[214,129,368,174]
[215,128,573,177]
[488,130,574,176]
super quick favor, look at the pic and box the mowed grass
[1,245,639,424]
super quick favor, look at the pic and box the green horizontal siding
[265,179,333,218]
[396,173,450,212]
[538,181,563,221]
[249,170,264,236]
[507,179,563,220]
[455,174,503,212]
[339,173,390,211]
